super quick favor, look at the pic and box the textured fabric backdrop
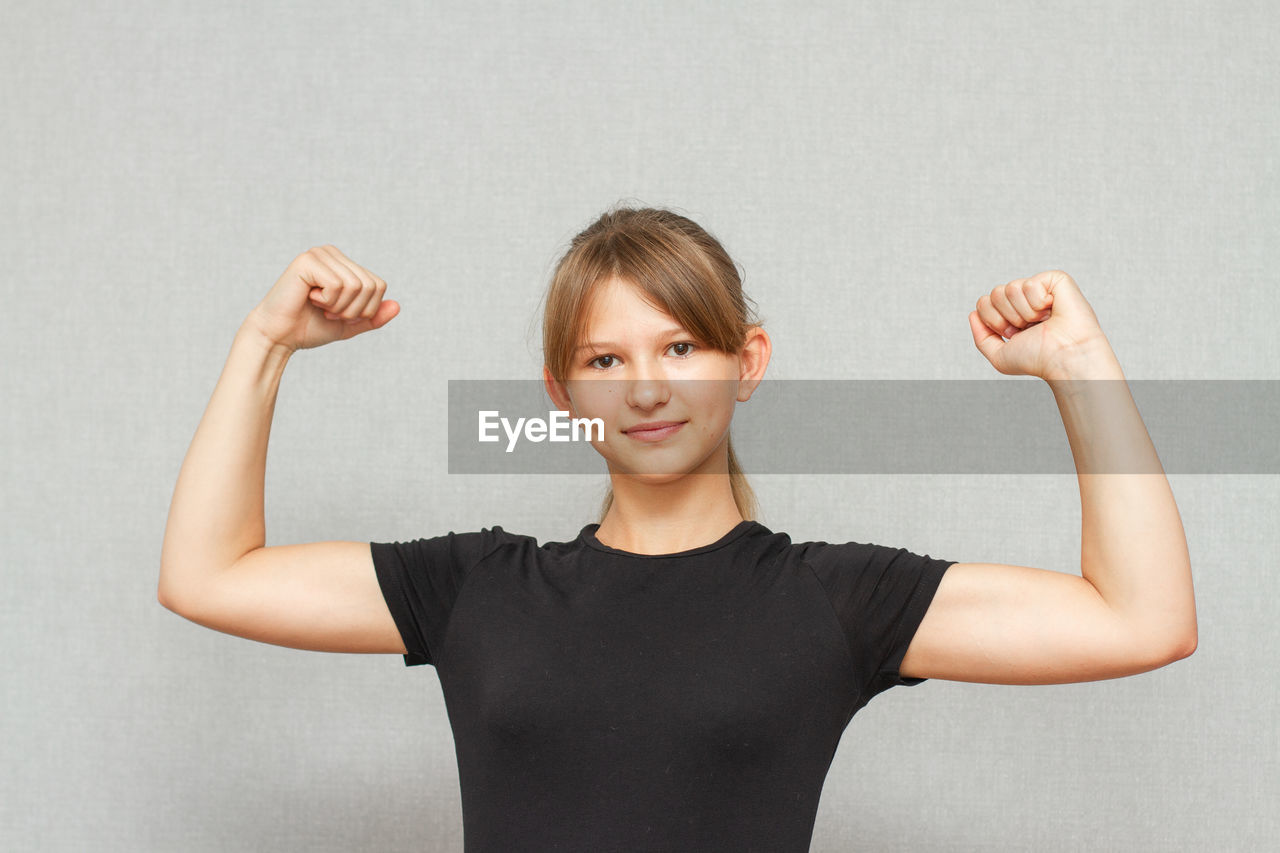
[2,1,1276,850]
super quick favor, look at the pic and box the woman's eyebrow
[575,327,689,353]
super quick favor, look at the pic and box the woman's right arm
[157,246,406,656]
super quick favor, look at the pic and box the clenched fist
[968,270,1109,379]
[247,245,400,352]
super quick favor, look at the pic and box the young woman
[159,206,1197,852]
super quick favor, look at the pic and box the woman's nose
[624,363,671,407]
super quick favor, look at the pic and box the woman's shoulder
[449,523,586,554]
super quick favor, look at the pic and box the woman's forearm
[1046,341,1197,655]
[158,316,293,608]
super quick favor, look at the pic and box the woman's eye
[586,343,696,370]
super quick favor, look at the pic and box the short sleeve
[800,539,955,703]
[369,526,511,668]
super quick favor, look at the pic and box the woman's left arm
[899,270,1197,685]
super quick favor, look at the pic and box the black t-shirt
[371,520,955,852]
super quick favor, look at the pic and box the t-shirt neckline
[579,520,759,559]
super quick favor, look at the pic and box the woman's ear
[736,326,771,401]
[543,364,574,417]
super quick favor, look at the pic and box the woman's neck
[594,475,745,555]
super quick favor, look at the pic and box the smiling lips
[624,420,686,442]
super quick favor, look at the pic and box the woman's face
[556,276,756,484]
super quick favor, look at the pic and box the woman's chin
[616,470,686,485]
[605,459,693,484]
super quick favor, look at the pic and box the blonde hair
[540,204,764,523]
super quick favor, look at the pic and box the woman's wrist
[238,311,297,362]
[1043,336,1124,385]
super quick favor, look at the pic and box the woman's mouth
[624,421,686,442]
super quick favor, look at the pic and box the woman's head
[540,205,768,522]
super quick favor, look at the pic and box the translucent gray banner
[446,380,1280,474]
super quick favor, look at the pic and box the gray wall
[3,1,1276,850]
